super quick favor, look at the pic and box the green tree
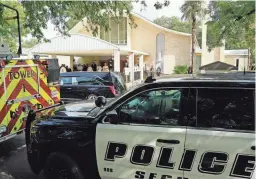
[180,0,204,74]
[153,15,202,47]
[22,38,38,48]
[0,1,29,53]
[207,1,255,69]
[0,1,172,52]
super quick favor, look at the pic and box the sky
[40,0,184,39]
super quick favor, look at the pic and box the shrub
[173,65,188,74]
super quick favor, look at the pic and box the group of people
[73,61,110,72]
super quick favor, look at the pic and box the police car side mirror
[95,96,107,108]
[106,110,119,124]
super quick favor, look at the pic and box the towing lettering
[104,142,255,178]
[8,70,36,80]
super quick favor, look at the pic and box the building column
[128,52,134,86]
[114,49,120,72]
[70,55,74,71]
[139,55,144,81]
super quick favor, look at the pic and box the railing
[122,70,151,84]
[134,71,141,81]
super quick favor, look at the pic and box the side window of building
[117,88,190,126]
[197,88,255,131]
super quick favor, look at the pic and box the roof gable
[199,61,238,71]
[69,12,192,37]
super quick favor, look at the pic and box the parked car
[60,71,126,101]
[26,72,255,179]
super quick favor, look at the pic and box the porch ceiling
[36,49,116,56]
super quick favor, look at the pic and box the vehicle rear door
[184,88,255,179]
[96,87,191,179]
[60,76,76,98]
[4,62,39,135]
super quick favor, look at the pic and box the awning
[28,33,148,56]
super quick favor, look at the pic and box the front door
[96,88,191,179]
[184,88,255,179]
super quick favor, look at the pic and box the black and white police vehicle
[26,72,255,179]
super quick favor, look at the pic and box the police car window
[117,89,185,126]
[197,89,255,131]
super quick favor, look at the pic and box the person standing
[102,62,109,72]
[82,64,88,71]
[91,61,97,71]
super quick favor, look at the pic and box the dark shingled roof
[199,61,238,71]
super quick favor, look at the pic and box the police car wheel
[44,152,84,179]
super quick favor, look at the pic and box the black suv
[60,71,126,101]
[26,72,255,179]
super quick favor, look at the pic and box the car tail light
[0,60,5,67]
[109,86,117,96]
[41,60,49,65]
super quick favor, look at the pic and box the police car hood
[54,98,115,117]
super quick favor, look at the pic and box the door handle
[157,139,180,144]
[251,146,255,150]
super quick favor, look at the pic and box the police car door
[96,88,191,179]
[184,88,255,179]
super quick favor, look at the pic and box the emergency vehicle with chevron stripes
[0,3,61,143]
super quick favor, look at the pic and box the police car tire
[44,152,84,179]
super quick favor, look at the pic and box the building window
[100,17,127,45]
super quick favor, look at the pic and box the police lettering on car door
[104,142,255,179]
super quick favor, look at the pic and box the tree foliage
[153,16,202,47]
[207,1,255,64]
[22,38,38,48]
[0,1,29,52]
[0,0,170,51]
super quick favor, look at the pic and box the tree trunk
[191,16,196,74]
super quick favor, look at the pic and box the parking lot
[0,134,42,179]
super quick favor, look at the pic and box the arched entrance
[156,33,165,76]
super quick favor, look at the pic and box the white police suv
[26,72,255,179]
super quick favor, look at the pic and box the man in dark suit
[91,61,97,71]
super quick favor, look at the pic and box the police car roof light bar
[0,3,22,57]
